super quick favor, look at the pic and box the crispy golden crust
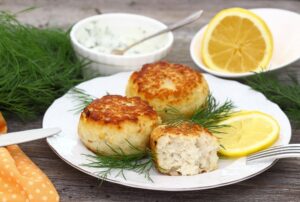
[126,61,209,121]
[78,95,161,155]
[81,95,158,125]
[159,123,211,136]
[128,61,205,104]
[150,123,213,152]
[0,112,7,134]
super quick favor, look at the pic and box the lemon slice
[201,8,273,73]
[215,111,279,157]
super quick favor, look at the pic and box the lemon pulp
[215,111,279,157]
[201,8,273,73]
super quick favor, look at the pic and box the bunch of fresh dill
[0,10,87,119]
[246,73,300,126]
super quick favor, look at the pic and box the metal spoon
[111,10,204,55]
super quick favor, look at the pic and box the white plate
[43,72,291,191]
[190,8,300,78]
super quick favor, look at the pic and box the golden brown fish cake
[150,123,219,176]
[78,95,161,155]
[126,61,209,121]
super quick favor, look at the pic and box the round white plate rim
[43,72,291,191]
[190,8,300,78]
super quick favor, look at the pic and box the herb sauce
[76,20,168,55]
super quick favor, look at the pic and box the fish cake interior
[150,123,219,176]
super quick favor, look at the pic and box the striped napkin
[0,112,59,202]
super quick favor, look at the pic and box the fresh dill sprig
[69,89,154,181]
[164,94,235,133]
[68,88,96,113]
[0,10,88,120]
[82,140,154,182]
[246,72,300,126]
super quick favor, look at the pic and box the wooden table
[3,0,300,201]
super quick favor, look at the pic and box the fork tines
[247,144,300,162]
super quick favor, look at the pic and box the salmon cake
[126,61,209,121]
[78,95,161,155]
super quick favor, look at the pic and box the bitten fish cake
[126,61,209,121]
[150,123,219,176]
[78,95,161,156]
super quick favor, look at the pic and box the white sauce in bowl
[75,20,169,55]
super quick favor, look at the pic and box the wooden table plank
[2,0,300,201]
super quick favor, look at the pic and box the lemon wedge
[201,8,273,73]
[215,111,279,157]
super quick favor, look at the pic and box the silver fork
[247,144,300,163]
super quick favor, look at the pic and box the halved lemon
[215,111,279,157]
[201,8,273,73]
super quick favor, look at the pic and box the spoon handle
[168,10,203,31]
[123,10,203,52]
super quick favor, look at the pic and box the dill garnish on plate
[69,88,236,133]
[164,94,235,133]
[70,89,235,181]
[68,88,96,113]
[82,140,154,182]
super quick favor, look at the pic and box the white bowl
[190,8,300,78]
[70,13,174,76]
